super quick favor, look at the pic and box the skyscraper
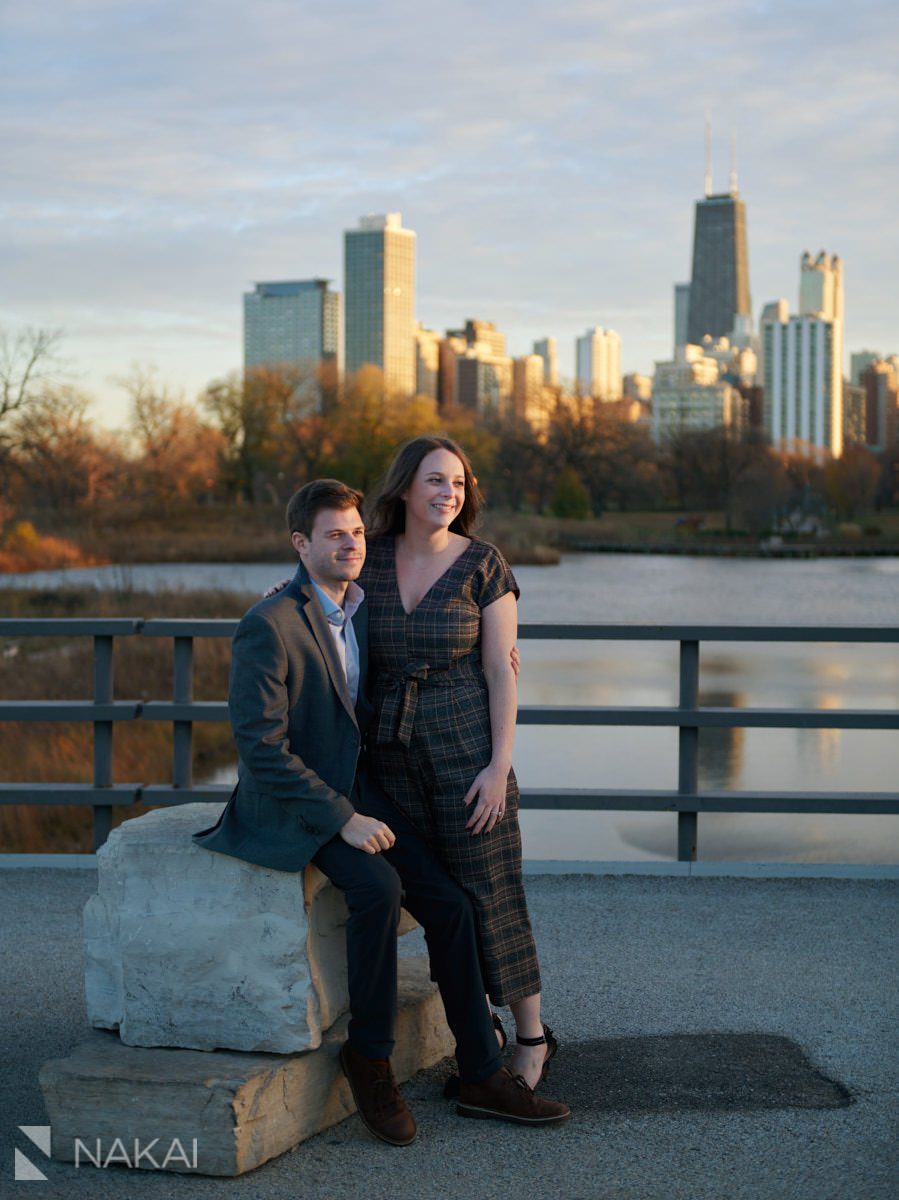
[762,308,843,458]
[800,250,843,323]
[761,250,845,458]
[243,279,340,374]
[673,283,691,350]
[686,187,751,347]
[576,327,622,401]
[861,359,899,450]
[533,337,559,387]
[850,350,881,387]
[512,355,547,428]
[413,321,440,401]
[344,213,416,393]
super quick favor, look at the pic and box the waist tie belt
[375,660,482,747]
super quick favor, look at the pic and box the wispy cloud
[1,0,897,420]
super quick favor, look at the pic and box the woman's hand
[264,578,291,599]
[463,764,509,835]
[510,644,520,678]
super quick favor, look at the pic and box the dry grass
[0,586,253,853]
[47,504,289,565]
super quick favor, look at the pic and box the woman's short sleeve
[476,542,520,608]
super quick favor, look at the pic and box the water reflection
[697,689,746,790]
[517,643,898,863]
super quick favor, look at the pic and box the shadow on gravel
[549,1033,853,1114]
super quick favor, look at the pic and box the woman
[360,435,556,1090]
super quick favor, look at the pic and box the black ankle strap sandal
[516,1023,559,1083]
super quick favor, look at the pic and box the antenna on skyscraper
[729,130,738,196]
[704,114,712,197]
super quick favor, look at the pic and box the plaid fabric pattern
[360,535,541,1006]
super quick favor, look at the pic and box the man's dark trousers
[313,770,503,1085]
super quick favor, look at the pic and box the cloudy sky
[3,0,898,425]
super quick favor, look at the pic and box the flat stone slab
[553,1032,853,1114]
[40,957,452,1177]
[84,803,414,1054]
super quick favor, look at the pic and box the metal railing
[1,618,897,858]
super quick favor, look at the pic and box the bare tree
[14,387,122,510]
[119,365,223,510]
[0,327,65,457]
[202,370,284,502]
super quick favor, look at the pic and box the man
[193,479,569,1145]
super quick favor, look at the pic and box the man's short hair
[286,479,364,539]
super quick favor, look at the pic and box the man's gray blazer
[192,562,374,872]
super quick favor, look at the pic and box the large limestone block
[41,958,452,1176]
[84,803,353,1054]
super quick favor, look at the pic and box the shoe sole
[456,1101,570,1126]
[339,1044,417,1147]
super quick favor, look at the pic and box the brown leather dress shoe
[339,1041,417,1146]
[456,1067,570,1126]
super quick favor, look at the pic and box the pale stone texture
[42,959,452,1176]
[85,804,365,1053]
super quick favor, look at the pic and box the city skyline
[3,0,897,426]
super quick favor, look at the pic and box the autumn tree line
[1,328,896,539]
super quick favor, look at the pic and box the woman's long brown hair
[367,435,483,537]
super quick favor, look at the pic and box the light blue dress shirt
[310,579,363,705]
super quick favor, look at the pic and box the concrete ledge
[0,854,99,868]
[39,957,452,1177]
[523,859,691,876]
[686,860,899,879]
[522,859,899,879]
[4,854,898,879]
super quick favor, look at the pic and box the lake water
[5,554,898,863]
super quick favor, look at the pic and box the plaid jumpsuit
[360,534,541,1006]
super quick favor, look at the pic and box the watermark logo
[14,1126,51,1182]
[75,1138,198,1171]
[13,1125,199,1178]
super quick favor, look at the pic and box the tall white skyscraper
[762,309,843,458]
[243,279,340,374]
[576,327,622,401]
[799,250,843,323]
[344,213,416,393]
[761,250,844,458]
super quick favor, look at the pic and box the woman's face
[403,448,466,531]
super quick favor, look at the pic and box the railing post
[92,634,114,849]
[677,639,700,861]
[173,636,194,789]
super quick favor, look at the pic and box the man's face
[292,506,366,586]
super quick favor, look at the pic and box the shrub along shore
[4,505,899,575]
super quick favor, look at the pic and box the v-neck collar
[392,535,476,617]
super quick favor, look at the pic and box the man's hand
[510,644,521,678]
[340,813,396,855]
